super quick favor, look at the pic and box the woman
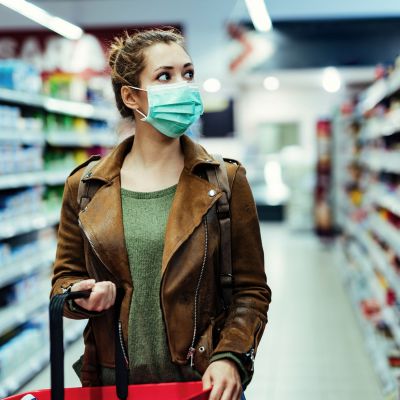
[51,28,271,400]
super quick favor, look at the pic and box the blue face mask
[129,81,204,138]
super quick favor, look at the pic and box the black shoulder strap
[206,154,233,309]
[77,160,102,210]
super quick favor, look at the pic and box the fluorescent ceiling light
[263,76,279,91]
[322,67,341,93]
[203,78,221,93]
[244,0,272,32]
[0,0,83,40]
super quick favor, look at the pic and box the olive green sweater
[120,184,200,384]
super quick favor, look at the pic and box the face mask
[129,81,204,138]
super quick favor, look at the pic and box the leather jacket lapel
[162,169,222,274]
[78,175,132,286]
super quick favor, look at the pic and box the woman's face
[134,42,194,115]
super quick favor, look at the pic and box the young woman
[51,28,271,400]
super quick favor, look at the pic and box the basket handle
[49,288,128,400]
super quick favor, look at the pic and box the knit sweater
[98,184,199,385]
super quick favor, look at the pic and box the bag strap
[205,154,233,309]
[49,289,128,400]
[77,160,102,210]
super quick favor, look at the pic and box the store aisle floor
[20,223,382,399]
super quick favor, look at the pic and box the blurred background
[1,1,400,399]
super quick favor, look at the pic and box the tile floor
[19,223,383,399]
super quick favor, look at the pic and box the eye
[184,70,194,80]
[156,72,171,82]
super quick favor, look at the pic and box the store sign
[0,33,106,73]
[0,25,181,73]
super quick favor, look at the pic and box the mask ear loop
[127,85,148,120]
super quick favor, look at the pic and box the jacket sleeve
[211,164,272,385]
[50,176,102,319]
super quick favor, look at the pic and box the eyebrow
[154,63,193,72]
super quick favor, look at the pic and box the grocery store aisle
[246,223,382,400]
[20,223,382,399]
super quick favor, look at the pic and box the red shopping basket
[4,381,210,400]
[5,289,210,400]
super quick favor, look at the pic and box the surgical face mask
[129,81,204,138]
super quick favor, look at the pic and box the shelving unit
[0,83,117,395]
[334,66,400,399]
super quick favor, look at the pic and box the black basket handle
[49,288,128,400]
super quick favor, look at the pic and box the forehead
[143,42,192,70]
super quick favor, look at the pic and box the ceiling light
[0,0,83,40]
[322,67,341,93]
[263,76,279,91]
[244,0,272,32]
[203,78,221,93]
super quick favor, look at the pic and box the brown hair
[108,28,185,119]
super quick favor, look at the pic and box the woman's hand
[71,279,116,312]
[202,359,242,400]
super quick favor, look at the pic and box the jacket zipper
[118,320,129,366]
[78,217,130,366]
[186,216,209,367]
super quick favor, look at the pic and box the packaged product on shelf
[0,60,42,93]
[0,187,44,222]
[0,325,45,382]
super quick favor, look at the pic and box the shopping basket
[5,289,211,400]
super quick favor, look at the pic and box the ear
[120,86,142,111]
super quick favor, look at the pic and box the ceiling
[1,1,400,82]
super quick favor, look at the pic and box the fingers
[73,280,116,312]
[71,279,95,292]
[203,360,242,400]
[220,383,242,400]
[202,370,212,391]
[209,381,241,400]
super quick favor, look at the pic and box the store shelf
[0,87,116,121]
[47,131,117,148]
[360,149,400,174]
[367,188,400,218]
[0,293,49,337]
[361,231,400,300]
[0,320,85,399]
[0,209,61,240]
[368,214,400,259]
[342,247,399,397]
[362,109,400,141]
[358,68,400,113]
[0,130,45,145]
[0,170,69,190]
[0,247,55,289]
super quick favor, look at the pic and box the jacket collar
[84,134,220,183]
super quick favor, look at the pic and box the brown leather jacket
[51,134,271,387]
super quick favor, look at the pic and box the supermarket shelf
[0,294,48,337]
[362,109,400,141]
[0,247,55,289]
[0,209,61,240]
[0,87,116,121]
[367,188,400,218]
[360,149,400,174]
[341,249,398,397]
[47,131,117,148]
[358,69,400,113]
[0,130,45,145]
[368,214,400,259]
[0,320,85,399]
[361,230,400,300]
[0,170,69,190]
